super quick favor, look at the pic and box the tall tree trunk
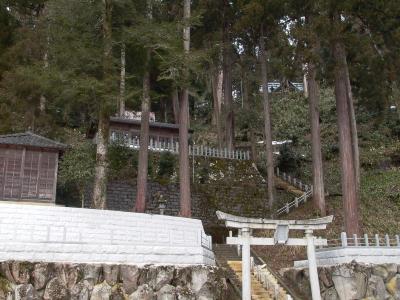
[39,46,48,113]
[307,61,326,216]
[172,88,180,124]
[39,5,49,114]
[135,50,151,213]
[242,69,257,161]
[222,11,234,151]
[179,0,191,217]
[259,27,275,210]
[211,69,223,148]
[303,72,308,98]
[92,111,109,209]
[135,0,152,213]
[119,43,126,117]
[333,39,360,235]
[92,0,112,209]
[344,62,360,196]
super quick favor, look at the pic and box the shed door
[37,151,57,200]
[2,148,23,199]
[21,150,40,199]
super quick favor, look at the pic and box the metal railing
[110,133,250,161]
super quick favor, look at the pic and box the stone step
[226,261,274,300]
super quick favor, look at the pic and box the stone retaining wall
[0,261,228,299]
[282,262,400,300]
[87,181,269,227]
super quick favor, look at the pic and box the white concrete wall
[294,247,400,268]
[0,202,214,265]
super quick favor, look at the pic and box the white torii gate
[216,211,333,300]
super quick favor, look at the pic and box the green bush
[157,152,176,178]
[108,143,139,180]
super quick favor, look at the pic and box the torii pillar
[216,211,333,300]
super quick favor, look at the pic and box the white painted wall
[294,247,400,268]
[0,202,214,265]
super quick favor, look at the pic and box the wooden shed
[0,132,66,203]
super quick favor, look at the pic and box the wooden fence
[110,136,251,161]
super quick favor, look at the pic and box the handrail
[275,169,313,216]
[251,248,305,300]
[322,232,400,249]
[109,132,250,161]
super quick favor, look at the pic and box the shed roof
[0,132,67,150]
[110,117,194,133]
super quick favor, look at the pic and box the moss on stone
[0,276,12,293]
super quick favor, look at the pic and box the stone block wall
[91,181,268,227]
[0,261,228,299]
[0,202,214,266]
[282,262,400,300]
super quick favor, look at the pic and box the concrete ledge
[294,247,400,267]
[0,202,214,266]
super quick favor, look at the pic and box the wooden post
[286,203,289,214]
[295,197,298,208]
[364,234,369,246]
[396,235,400,247]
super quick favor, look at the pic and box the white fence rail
[275,168,313,216]
[276,189,312,216]
[276,168,312,192]
[295,232,400,267]
[324,232,400,249]
[110,134,250,161]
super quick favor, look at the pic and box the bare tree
[135,0,152,213]
[259,26,275,210]
[92,0,113,209]
[179,0,191,217]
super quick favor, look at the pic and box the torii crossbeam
[216,211,333,300]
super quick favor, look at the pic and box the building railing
[110,135,250,161]
[275,168,313,216]
[322,232,400,249]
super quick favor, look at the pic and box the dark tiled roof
[0,132,67,150]
[110,117,194,133]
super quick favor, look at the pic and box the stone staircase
[214,244,292,300]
